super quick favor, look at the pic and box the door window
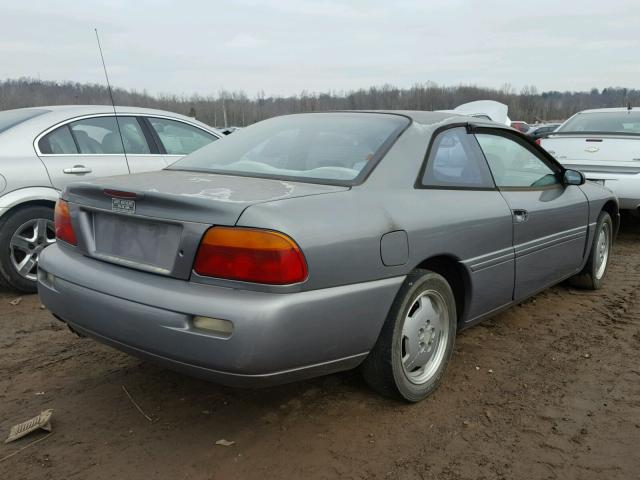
[69,116,150,154]
[39,117,150,155]
[475,133,559,188]
[422,127,494,188]
[148,118,217,155]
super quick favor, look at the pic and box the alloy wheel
[595,221,610,280]
[10,218,56,281]
[399,290,450,385]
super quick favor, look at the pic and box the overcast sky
[2,0,639,97]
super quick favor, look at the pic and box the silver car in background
[0,105,222,291]
[541,107,640,213]
[39,111,617,402]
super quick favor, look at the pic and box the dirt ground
[1,218,640,480]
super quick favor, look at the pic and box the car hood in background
[438,100,511,125]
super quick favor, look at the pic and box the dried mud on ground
[1,218,640,480]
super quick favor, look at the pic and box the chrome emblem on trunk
[112,198,136,214]
[584,146,600,153]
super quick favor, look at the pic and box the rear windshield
[168,113,410,184]
[558,111,640,134]
[0,108,49,134]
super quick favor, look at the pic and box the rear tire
[0,205,55,293]
[570,211,612,290]
[361,269,457,402]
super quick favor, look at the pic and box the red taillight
[535,138,542,145]
[194,227,307,285]
[54,200,77,245]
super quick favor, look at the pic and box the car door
[142,116,219,168]
[474,129,589,301]
[36,116,132,189]
[416,126,515,322]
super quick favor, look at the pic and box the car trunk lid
[64,170,348,279]
[541,134,640,177]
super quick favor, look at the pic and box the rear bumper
[38,244,403,387]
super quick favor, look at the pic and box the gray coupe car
[38,111,618,401]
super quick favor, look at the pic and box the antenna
[94,28,128,165]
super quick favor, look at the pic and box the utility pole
[222,97,228,128]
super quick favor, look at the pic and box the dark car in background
[528,123,561,141]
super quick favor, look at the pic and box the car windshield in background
[0,108,49,134]
[168,113,410,184]
[558,111,640,134]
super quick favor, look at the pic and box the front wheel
[570,211,613,290]
[0,205,56,293]
[361,269,457,402]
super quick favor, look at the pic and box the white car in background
[541,107,640,213]
[0,105,223,292]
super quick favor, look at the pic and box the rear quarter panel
[238,121,516,324]
[0,117,55,206]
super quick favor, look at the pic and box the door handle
[63,165,92,174]
[513,209,529,223]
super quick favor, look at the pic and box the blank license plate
[93,212,182,272]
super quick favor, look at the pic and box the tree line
[1,77,639,128]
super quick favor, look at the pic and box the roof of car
[23,104,192,116]
[364,110,465,124]
[574,107,639,114]
[0,105,219,137]
[326,110,507,129]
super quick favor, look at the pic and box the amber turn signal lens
[194,227,308,285]
[54,199,77,245]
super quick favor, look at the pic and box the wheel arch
[0,200,57,226]
[0,187,59,222]
[601,200,619,238]
[414,255,471,327]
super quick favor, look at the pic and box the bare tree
[2,77,639,126]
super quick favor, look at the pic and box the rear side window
[421,127,495,188]
[39,116,150,155]
[0,108,49,135]
[148,118,217,155]
[38,126,78,154]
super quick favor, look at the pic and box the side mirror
[563,169,585,186]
